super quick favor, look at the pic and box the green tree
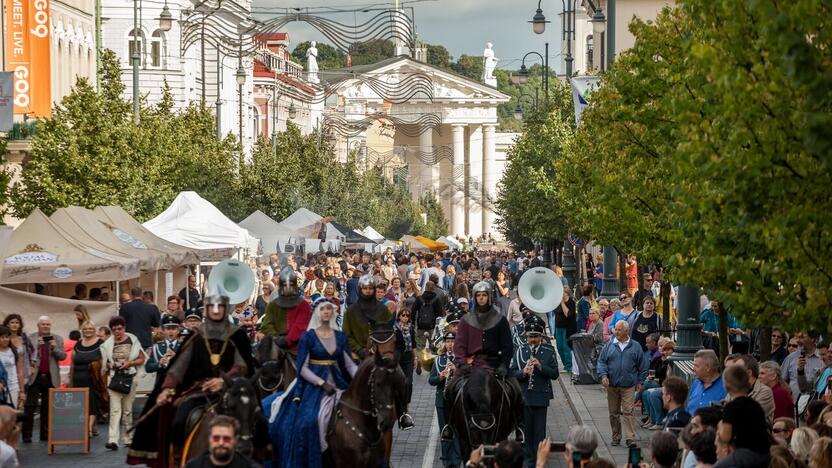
[349,39,396,66]
[424,43,451,69]
[291,41,347,70]
[451,54,483,81]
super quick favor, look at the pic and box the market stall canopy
[143,191,260,260]
[436,236,463,250]
[414,236,448,252]
[400,234,430,252]
[239,210,301,255]
[361,226,386,242]
[94,205,199,268]
[50,206,170,271]
[0,287,116,336]
[2,209,140,284]
[280,208,324,239]
[328,221,377,244]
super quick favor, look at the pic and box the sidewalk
[559,376,655,465]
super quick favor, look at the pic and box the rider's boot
[398,413,415,431]
[440,424,454,441]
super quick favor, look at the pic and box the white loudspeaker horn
[518,267,564,319]
[207,259,256,305]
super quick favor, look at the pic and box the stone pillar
[482,124,497,236]
[467,125,483,238]
[452,125,466,237]
[419,129,433,198]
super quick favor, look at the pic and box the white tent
[362,226,385,242]
[144,192,260,260]
[281,208,323,238]
[239,210,301,255]
[437,236,463,251]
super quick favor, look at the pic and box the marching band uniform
[510,317,559,468]
[144,315,181,387]
[429,332,461,468]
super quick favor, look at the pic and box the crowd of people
[1,247,831,468]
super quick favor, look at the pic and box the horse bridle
[256,360,284,393]
[452,373,511,446]
[221,381,259,442]
[336,365,395,447]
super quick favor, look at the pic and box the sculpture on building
[306,41,320,84]
[482,42,498,87]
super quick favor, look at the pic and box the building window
[586,34,594,70]
[128,29,145,66]
[251,106,260,140]
[151,30,166,68]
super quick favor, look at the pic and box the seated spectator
[650,431,680,468]
[791,427,819,465]
[681,407,723,468]
[770,328,789,365]
[467,440,523,468]
[723,364,752,401]
[713,397,771,468]
[688,428,717,468]
[662,376,692,432]
[759,360,795,420]
[769,444,802,468]
[642,340,675,429]
[725,354,775,421]
[812,344,832,396]
[809,437,832,468]
[806,400,829,426]
[772,417,797,445]
[564,425,598,464]
[687,350,727,415]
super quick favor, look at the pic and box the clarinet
[525,349,536,391]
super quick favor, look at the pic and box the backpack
[416,295,437,330]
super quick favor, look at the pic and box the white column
[419,129,433,198]
[451,125,466,237]
[467,125,483,238]
[482,124,497,236]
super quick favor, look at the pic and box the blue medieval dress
[271,329,355,468]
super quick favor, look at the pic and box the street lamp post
[132,0,140,125]
[216,46,223,139]
[513,93,538,121]
[561,0,576,78]
[511,43,549,103]
[236,56,246,146]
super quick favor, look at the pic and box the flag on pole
[570,76,601,125]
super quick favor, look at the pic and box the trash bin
[569,332,598,385]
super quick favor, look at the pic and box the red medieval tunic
[453,309,513,371]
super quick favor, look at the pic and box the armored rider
[441,281,523,442]
[260,267,312,353]
[342,274,415,430]
[510,315,559,467]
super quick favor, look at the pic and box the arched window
[251,106,260,140]
[151,30,166,68]
[128,28,145,66]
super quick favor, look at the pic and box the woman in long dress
[271,297,358,468]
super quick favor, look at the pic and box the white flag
[570,76,602,125]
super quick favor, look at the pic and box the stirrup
[440,424,454,441]
[398,413,414,431]
[513,428,525,444]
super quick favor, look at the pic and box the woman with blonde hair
[70,320,104,436]
[792,427,820,464]
[74,304,91,330]
[809,437,832,468]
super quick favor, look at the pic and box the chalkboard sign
[48,388,90,454]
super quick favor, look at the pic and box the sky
[251,0,565,73]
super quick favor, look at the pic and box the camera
[42,335,53,342]
[550,441,567,452]
[482,445,496,459]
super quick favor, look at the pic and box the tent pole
[154,271,159,308]
[185,266,190,311]
[115,281,120,312]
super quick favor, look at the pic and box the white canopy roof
[437,236,463,250]
[362,226,385,241]
[143,192,260,259]
[239,210,301,255]
[281,208,323,238]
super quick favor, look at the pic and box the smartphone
[550,441,567,452]
[42,335,53,342]
[571,451,583,468]
[482,445,496,459]
[628,446,642,465]
[801,350,806,358]
[648,369,656,379]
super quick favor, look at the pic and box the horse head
[367,357,401,433]
[368,322,398,368]
[460,367,504,448]
[254,335,290,394]
[221,377,261,457]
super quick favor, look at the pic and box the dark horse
[448,366,516,461]
[254,335,297,400]
[327,324,404,467]
[181,376,265,466]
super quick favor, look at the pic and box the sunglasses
[771,334,783,339]
[399,314,411,318]
[211,434,234,443]
[619,296,628,300]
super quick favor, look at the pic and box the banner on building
[5,0,51,117]
[0,73,14,131]
[570,76,601,125]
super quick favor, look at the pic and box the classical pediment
[324,56,510,104]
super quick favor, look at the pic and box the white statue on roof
[306,41,320,84]
[482,42,498,87]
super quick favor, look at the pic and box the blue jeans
[555,327,572,372]
[546,311,556,336]
[642,386,665,425]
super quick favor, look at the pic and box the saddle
[184,405,208,439]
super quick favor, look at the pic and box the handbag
[107,369,134,395]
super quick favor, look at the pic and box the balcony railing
[7,121,38,140]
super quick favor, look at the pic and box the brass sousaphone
[518,267,564,319]
[418,331,438,372]
[207,259,256,305]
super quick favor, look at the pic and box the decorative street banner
[0,72,14,131]
[5,0,51,117]
[570,76,601,125]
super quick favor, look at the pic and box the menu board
[47,388,89,454]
